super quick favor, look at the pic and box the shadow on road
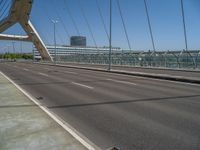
[1,94,199,109]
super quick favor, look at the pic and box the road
[1,62,200,150]
[60,62,200,80]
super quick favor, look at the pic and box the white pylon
[0,0,53,61]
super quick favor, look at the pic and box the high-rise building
[70,36,86,47]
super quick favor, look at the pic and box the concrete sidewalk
[0,72,89,150]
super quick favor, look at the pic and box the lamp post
[7,45,11,54]
[108,0,112,71]
[12,42,16,53]
[20,40,23,54]
[12,42,16,60]
[3,46,8,60]
[51,20,59,63]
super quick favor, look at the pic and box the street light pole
[51,20,59,63]
[20,40,23,54]
[12,42,16,54]
[12,42,16,61]
[7,45,10,54]
[108,0,112,71]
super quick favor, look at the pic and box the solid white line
[107,78,137,86]
[0,71,98,150]
[38,72,49,77]
[72,82,94,89]
[23,68,29,71]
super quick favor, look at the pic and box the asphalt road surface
[1,62,200,150]
[61,62,200,80]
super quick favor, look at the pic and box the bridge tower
[0,0,53,61]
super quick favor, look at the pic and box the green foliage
[0,53,33,60]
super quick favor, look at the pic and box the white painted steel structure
[0,0,53,61]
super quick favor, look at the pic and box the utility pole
[51,20,59,63]
[108,0,112,71]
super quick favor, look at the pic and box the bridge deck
[45,62,200,83]
[1,62,200,150]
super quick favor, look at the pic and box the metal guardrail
[43,48,200,70]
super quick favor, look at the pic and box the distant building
[33,45,122,60]
[70,36,86,47]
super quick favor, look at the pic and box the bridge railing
[35,47,200,70]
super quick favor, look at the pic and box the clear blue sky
[0,0,200,53]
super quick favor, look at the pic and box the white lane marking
[0,71,98,150]
[39,63,200,87]
[38,72,49,77]
[107,78,137,86]
[23,68,29,71]
[72,82,94,89]
[63,71,78,74]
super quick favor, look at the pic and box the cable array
[95,0,109,40]
[144,0,156,52]
[63,0,81,36]
[116,0,132,50]
[40,1,65,45]
[0,0,12,21]
[23,0,191,52]
[180,0,188,51]
[53,0,70,39]
[77,0,98,48]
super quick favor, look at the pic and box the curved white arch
[0,0,53,61]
